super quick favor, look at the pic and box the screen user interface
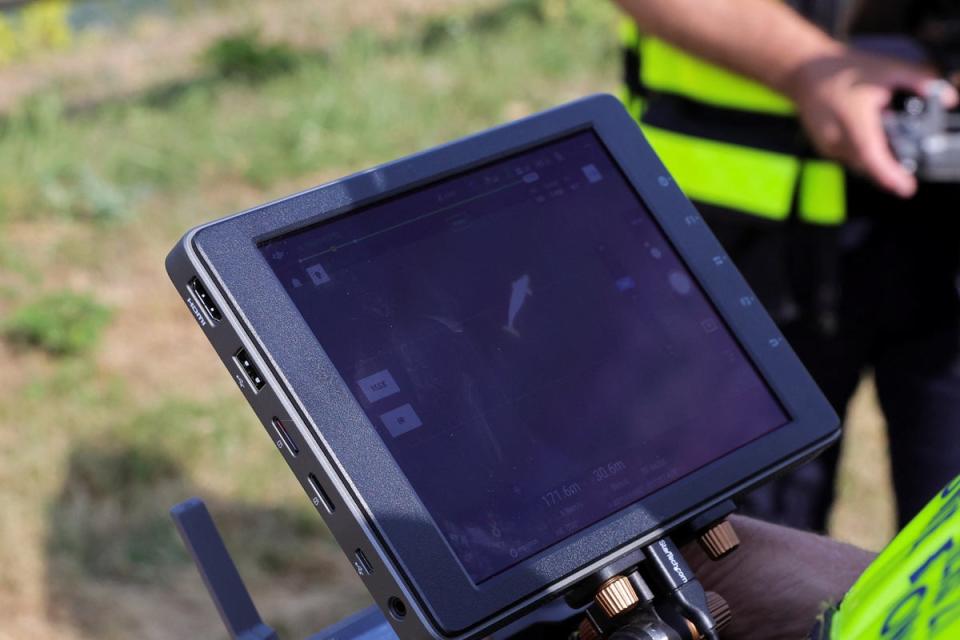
[259,131,789,582]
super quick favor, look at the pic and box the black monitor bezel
[189,94,838,634]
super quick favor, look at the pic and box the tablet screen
[259,130,788,582]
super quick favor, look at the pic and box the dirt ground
[0,166,901,640]
[831,379,897,548]
[0,373,896,640]
[0,2,902,637]
[0,0,498,114]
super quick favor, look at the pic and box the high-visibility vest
[806,475,960,639]
[620,21,847,226]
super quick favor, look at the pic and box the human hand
[786,50,959,198]
[682,515,875,640]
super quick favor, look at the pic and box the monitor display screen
[259,130,788,582]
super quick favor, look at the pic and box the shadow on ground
[44,442,370,638]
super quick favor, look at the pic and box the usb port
[271,417,299,456]
[307,473,335,513]
[188,277,222,322]
[233,348,266,391]
[353,549,373,576]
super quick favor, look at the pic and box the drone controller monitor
[260,129,786,581]
[167,95,838,639]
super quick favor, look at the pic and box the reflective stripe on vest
[642,38,795,117]
[799,160,845,225]
[620,20,794,116]
[642,125,845,225]
[828,476,960,639]
[620,20,846,225]
[643,125,799,220]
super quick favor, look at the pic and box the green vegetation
[0,1,896,638]
[204,30,301,82]
[0,0,618,222]
[0,3,624,635]
[3,291,112,355]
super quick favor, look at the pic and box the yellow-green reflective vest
[619,21,846,225]
[808,475,960,639]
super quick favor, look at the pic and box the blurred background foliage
[0,1,895,638]
[0,0,71,64]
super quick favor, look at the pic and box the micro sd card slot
[306,473,335,514]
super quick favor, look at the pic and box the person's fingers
[849,94,917,198]
[881,64,959,108]
[925,79,960,108]
[881,62,938,96]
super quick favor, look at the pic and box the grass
[0,1,898,638]
[3,291,112,356]
[203,30,302,82]
[0,0,617,224]
[0,2,624,637]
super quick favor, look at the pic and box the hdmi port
[188,277,222,322]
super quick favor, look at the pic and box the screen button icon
[380,404,423,437]
[668,270,692,295]
[581,163,603,183]
[306,263,331,285]
[615,276,636,293]
[700,318,719,334]
[357,369,401,403]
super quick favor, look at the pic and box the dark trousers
[702,177,960,532]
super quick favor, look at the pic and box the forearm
[614,0,844,98]
[683,516,875,640]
